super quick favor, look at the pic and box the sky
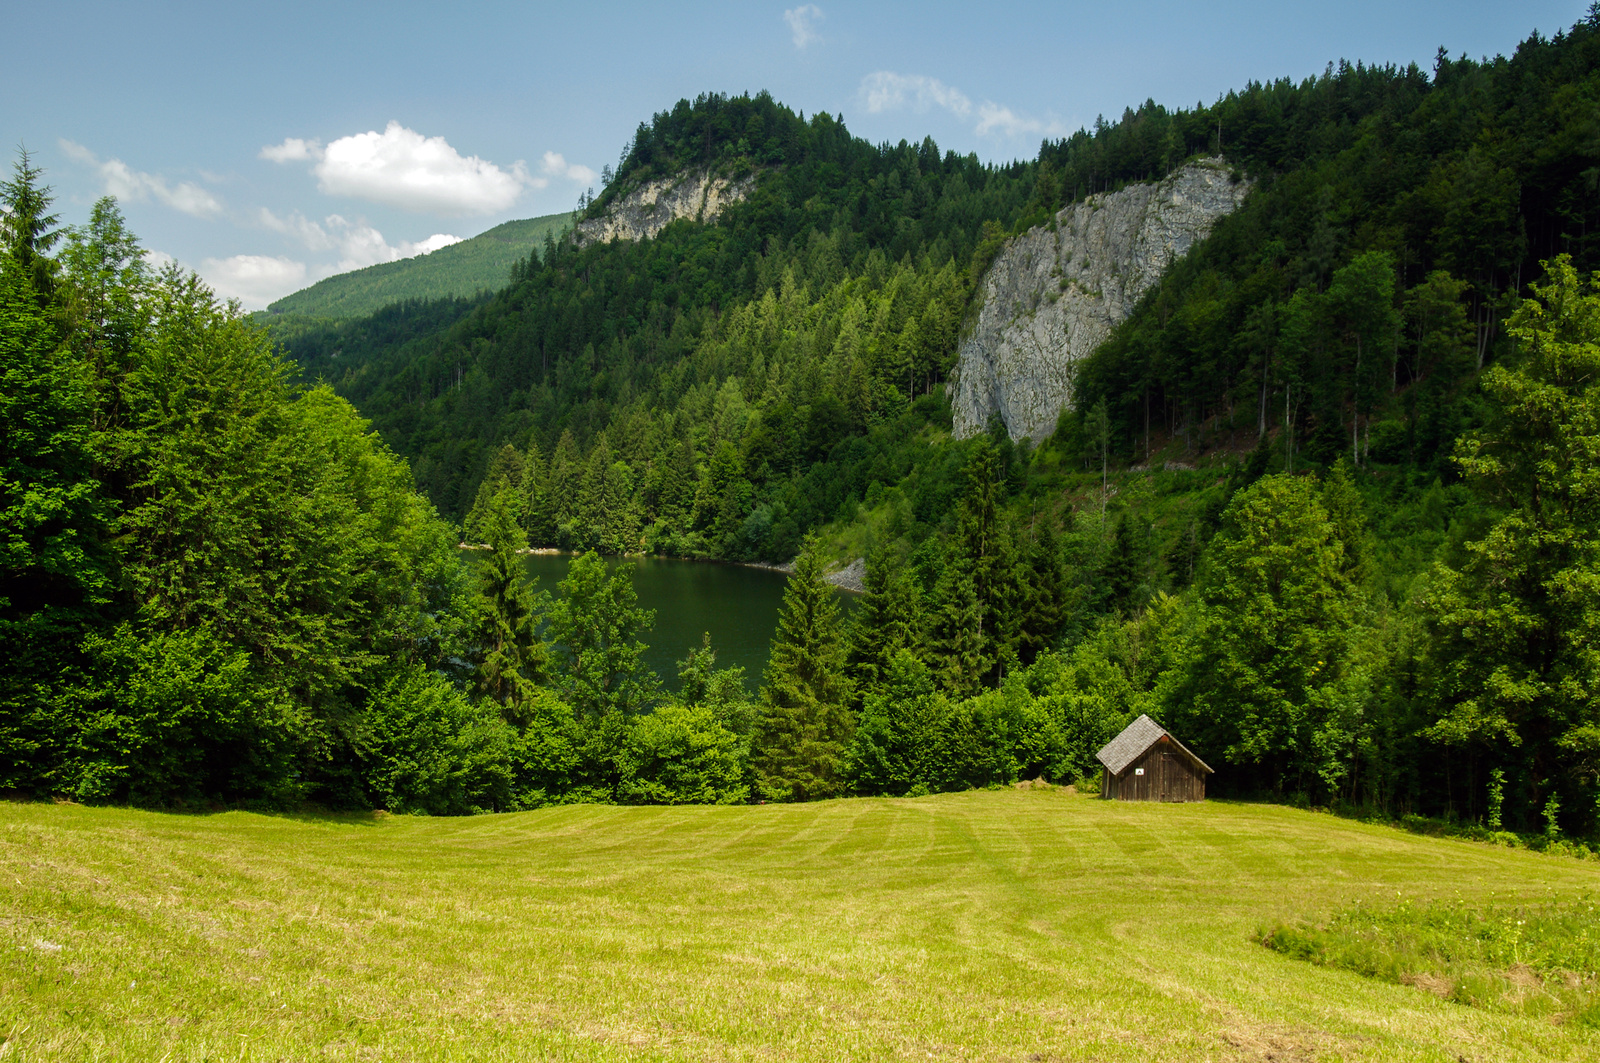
[3,1,1590,309]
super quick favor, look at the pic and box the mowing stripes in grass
[4,793,1600,1061]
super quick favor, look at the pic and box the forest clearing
[3,790,1596,1061]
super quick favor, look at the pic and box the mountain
[264,212,570,319]
[951,158,1248,441]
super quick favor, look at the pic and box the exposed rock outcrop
[950,160,1250,441]
[573,168,755,246]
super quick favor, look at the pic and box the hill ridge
[266,211,570,319]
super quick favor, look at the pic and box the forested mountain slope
[11,14,1600,828]
[265,212,570,320]
[259,15,1600,830]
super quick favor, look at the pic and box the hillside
[6,793,1598,1060]
[264,212,570,319]
[254,21,1600,831]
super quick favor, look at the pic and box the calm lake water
[516,554,847,690]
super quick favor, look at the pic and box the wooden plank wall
[1104,736,1207,802]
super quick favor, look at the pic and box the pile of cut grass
[1263,893,1600,1026]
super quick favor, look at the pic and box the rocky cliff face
[950,160,1249,441]
[573,168,755,246]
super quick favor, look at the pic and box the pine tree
[523,440,557,547]
[1418,256,1600,832]
[845,545,924,701]
[752,535,852,799]
[927,556,986,698]
[0,154,107,789]
[463,443,526,544]
[473,486,548,720]
[1015,515,1066,663]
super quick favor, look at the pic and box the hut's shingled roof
[1095,715,1214,775]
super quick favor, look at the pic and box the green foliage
[361,665,519,815]
[1164,474,1364,797]
[264,213,570,319]
[619,703,748,805]
[549,552,660,721]
[0,167,108,778]
[472,485,548,714]
[1414,257,1600,831]
[753,536,851,799]
[1263,895,1600,1026]
[54,624,300,807]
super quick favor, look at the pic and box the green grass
[4,791,1598,1061]
[264,213,570,319]
[1263,894,1600,1026]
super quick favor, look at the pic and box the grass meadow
[3,789,1597,1062]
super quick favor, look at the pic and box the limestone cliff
[573,168,755,246]
[950,160,1249,441]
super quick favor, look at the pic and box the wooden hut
[1095,715,1212,802]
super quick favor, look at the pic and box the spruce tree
[753,535,852,799]
[845,544,923,701]
[473,486,548,720]
[927,562,985,698]
[1015,515,1066,664]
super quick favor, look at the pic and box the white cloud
[976,103,1065,138]
[540,151,597,187]
[860,72,972,119]
[260,125,600,212]
[199,254,307,310]
[406,233,461,256]
[280,121,530,215]
[59,140,224,218]
[858,73,1066,141]
[259,137,322,163]
[784,5,823,49]
[257,207,461,271]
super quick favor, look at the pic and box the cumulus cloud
[59,140,224,218]
[540,151,597,187]
[784,5,823,49]
[257,207,461,271]
[199,254,307,310]
[262,122,529,215]
[858,72,1066,141]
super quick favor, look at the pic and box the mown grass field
[3,790,1596,1062]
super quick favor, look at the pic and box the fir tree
[473,486,548,720]
[752,535,852,800]
[845,544,924,701]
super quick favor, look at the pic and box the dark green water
[518,554,830,689]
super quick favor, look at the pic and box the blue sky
[3,1,1589,309]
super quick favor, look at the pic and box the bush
[619,703,749,805]
[55,625,301,808]
[361,667,519,815]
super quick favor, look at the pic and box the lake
[517,554,848,690]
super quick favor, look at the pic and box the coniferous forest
[7,13,1600,841]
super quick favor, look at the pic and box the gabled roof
[1095,714,1214,775]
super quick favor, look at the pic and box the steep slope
[266,213,569,319]
[951,160,1248,441]
[573,167,755,246]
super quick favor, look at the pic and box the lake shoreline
[458,544,865,592]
